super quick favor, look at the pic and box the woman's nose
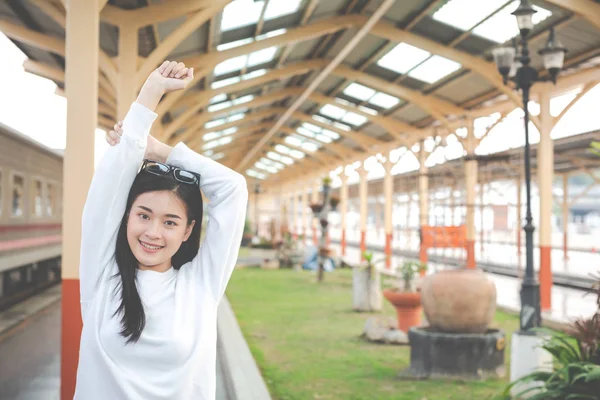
[145,221,162,239]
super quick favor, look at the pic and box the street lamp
[491,0,567,333]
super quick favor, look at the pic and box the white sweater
[74,102,248,399]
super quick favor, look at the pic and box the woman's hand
[146,61,194,94]
[106,121,172,163]
[137,60,194,111]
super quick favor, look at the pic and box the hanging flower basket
[310,203,323,214]
[330,196,340,211]
[319,247,332,257]
[320,218,329,229]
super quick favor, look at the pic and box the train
[0,122,62,310]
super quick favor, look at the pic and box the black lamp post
[492,0,567,332]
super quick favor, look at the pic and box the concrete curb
[496,304,572,333]
[0,284,62,338]
[217,296,272,400]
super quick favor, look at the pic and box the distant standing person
[74,60,248,399]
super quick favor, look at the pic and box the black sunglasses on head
[141,160,201,187]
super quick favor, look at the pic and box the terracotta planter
[383,289,422,333]
[421,269,497,333]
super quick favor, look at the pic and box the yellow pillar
[418,143,429,267]
[383,158,393,268]
[538,89,554,311]
[357,164,368,260]
[465,120,478,269]
[62,1,100,399]
[340,173,348,257]
[117,24,138,120]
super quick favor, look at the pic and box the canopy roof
[2,0,600,187]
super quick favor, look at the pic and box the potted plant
[383,260,427,333]
[241,218,253,246]
[495,274,600,399]
[276,232,303,269]
[310,203,323,214]
[352,251,383,312]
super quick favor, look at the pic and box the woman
[74,60,248,399]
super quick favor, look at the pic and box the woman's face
[127,190,195,272]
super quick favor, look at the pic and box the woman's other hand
[106,121,123,146]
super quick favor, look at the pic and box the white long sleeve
[166,142,248,303]
[79,102,157,310]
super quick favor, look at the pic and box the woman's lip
[139,240,164,253]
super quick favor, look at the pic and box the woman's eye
[165,221,177,227]
[139,214,150,220]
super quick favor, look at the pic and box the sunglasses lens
[174,170,197,184]
[146,162,170,175]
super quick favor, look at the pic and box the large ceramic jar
[421,269,497,333]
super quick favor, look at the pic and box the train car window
[46,183,54,216]
[12,174,24,217]
[33,179,43,217]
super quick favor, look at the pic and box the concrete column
[383,158,393,268]
[357,165,368,260]
[291,190,297,238]
[301,185,308,241]
[418,143,429,266]
[275,192,282,241]
[538,89,554,311]
[311,180,319,245]
[340,173,348,257]
[117,24,138,120]
[62,1,100,399]
[562,174,569,261]
[465,120,478,269]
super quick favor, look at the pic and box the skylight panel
[377,43,431,74]
[217,37,254,51]
[242,69,267,80]
[432,0,508,31]
[255,162,278,174]
[369,92,400,109]
[221,0,264,32]
[203,132,219,142]
[228,113,245,123]
[203,136,232,150]
[204,150,214,157]
[256,28,287,41]
[322,129,340,140]
[210,94,227,104]
[302,142,319,152]
[312,115,333,125]
[302,123,321,133]
[320,104,346,120]
[408,55,462,84]
[285,136,302,147]
[341,112,368,126]
[275,144,290,154]
[297,127,316,138]
[234,95,255,105]
[472,1,552,43]
[289,149,305,159]
[211,76,241,89]
[205,118,226,129]
[207,101,233,113]
[212,153,225,161]
[264,0,302,20]
[247,169,266,180]
[343,83,376,101]
[267,151,294,165]
[248,46,278,67]
[260,157,285,170]
[316,134,332,143]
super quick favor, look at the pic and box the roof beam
[136,0,232,89]
[544,0,600,31]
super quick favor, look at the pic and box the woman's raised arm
[79,62,193,309]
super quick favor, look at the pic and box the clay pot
[421,269,497,333]
[382,289,422,333]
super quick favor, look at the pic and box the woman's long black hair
[113,169,203,343]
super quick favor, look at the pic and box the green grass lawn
[226,268,519,400]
